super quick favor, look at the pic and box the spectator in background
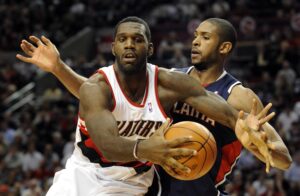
[284,151,300,194]
[22,178,43,196]
[61,132,75,166]
[157,31,184,63]
[22,143,44,174]
[168,48,188,68]
[4,144,23,169]
[275,60,296,95]
[276,105,298,140]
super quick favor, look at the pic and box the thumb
[157,118,171,136]
[238,110,244,120]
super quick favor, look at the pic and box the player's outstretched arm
[228,86,292,171]
[158,68,278,172]
[16,35,86,98]
[79,74,196,174]
[158,68,238,129]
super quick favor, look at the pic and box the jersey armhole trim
[155,66,168,119]
[227,81,241,94]
[97,69,116,112]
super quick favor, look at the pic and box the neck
[114,65,148,102]
[190,63,224,85]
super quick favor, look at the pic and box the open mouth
[123,52,137,62]
[191,50,201,58]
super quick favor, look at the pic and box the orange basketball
[164,121,217,180]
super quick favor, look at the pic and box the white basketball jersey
[71,63,167,188]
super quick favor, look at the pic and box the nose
[192,37,200,47]
[125,38,135,49]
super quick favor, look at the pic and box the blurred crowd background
[0,0,300,195]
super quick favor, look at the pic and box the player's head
[191,18,237,70]
[112,16,153,75]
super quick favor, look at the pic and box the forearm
[261,123,292,169]
[52,60,87,98]
[245,123,292,170]
[85,111,137,162]
[186,91,238,129]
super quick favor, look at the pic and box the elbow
[281,155,293,170]
[274,153,293,171]
[96,140,116,162]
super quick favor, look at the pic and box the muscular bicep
[227,85,264,113]
[79,76,119,143]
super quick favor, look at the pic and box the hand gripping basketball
[164,121,217,180]
[137,118,197,176]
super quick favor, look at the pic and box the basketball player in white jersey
[17,17,276,196]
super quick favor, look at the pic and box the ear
[111,42,116,56]
[219,42,232,55]
[148,43,154,57]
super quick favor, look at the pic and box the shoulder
[80,73,111,102]
[157,67,204,98]
[157,67,196,88]
[227,85,263,112]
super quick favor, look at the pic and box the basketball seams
[164,122,217,180]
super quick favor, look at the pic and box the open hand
[235,99,275,173]
[16,36,61,73]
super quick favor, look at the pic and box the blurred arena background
[0,0,300,195]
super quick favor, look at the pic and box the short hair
[114,16,151,42]
[205,18,237,51]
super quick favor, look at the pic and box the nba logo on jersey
[148,102,153,112]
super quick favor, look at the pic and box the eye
[118,37,125,42]
[135,37,144,43]
[203,36,210,40]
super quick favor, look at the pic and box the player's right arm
[79,74,195,174]
[16,36,86,99]
[228,85,292,170]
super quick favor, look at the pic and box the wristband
[133,139,143,160]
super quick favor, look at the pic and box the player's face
[191,21,220,70]
[112,22,152,75]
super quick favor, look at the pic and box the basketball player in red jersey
[17,17,285,195]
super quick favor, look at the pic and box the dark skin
[17,22,275,177]
[190,20,292,171]
[79,22,273,177]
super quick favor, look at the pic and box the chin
[194,63,209,71]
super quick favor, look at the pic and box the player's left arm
[158,68,238,129]
[228,85,292,170]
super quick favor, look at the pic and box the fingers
[16,54,32,63]
[158,118,171,135]
[267,142,276,151]
[265,155,270,173]
[41,35,52,46]
[162,157,191,175]
[167,136,193,148]
[257,103,272,119]
[20,41,34,56]
[250,99,257,116]
[22,40,36,51]
[259,112,275,125]
[163,165,181,178]
[237,110,251,133]
[29,35,44,46]
[167,148,197,157]
[238,110,244,120]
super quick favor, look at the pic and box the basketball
[164,121,217,180]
